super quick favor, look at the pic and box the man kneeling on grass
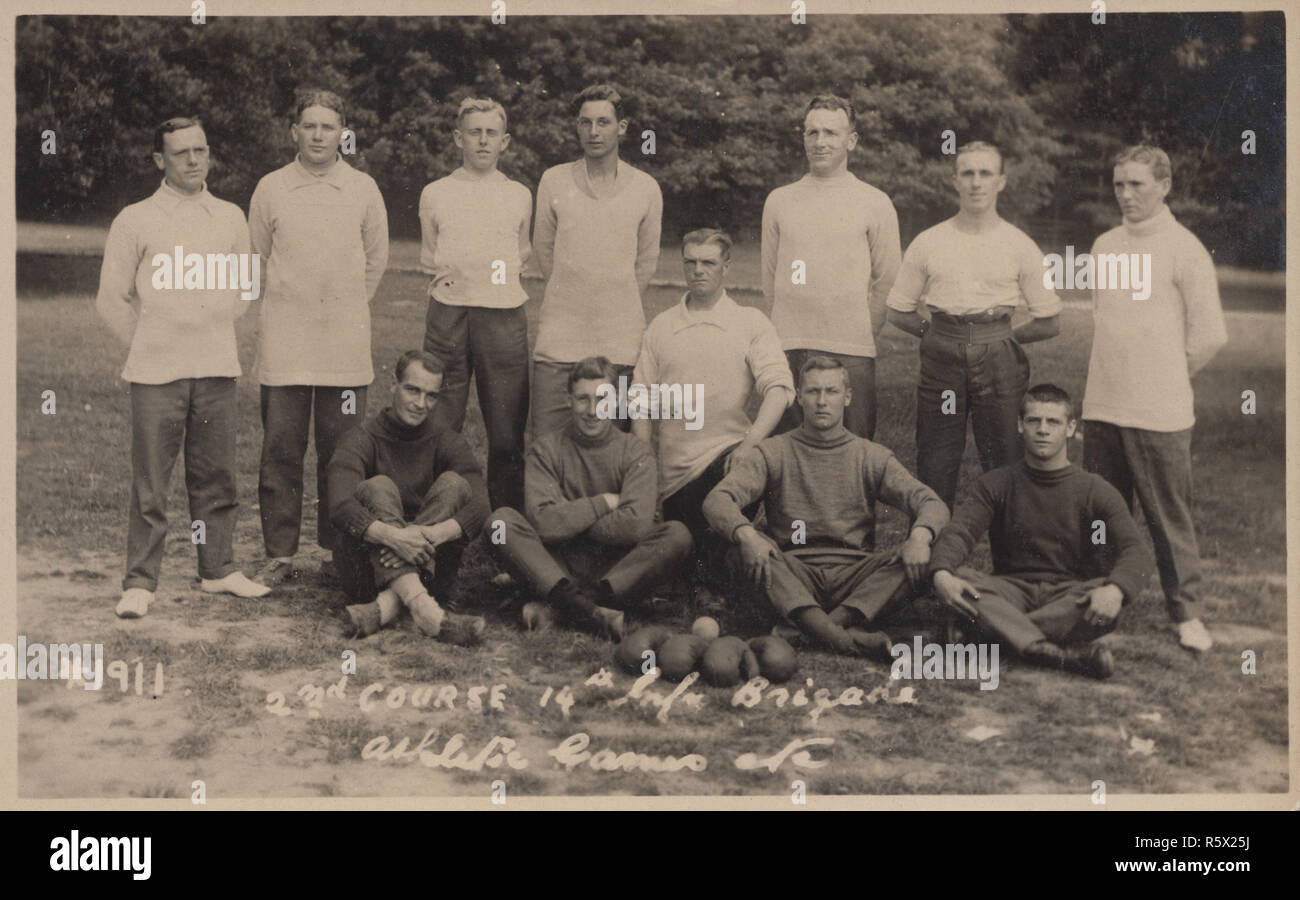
[326,350,489,643]
[487,356,692,639]
[927,384,1155,679]
[703,356,949,657]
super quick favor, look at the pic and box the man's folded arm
[523,443,605,543]
[587,441,658,545]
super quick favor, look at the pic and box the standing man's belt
[926,308,1014,343]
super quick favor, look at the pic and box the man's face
[455,109,510,173]
[798,367,852,432]
[391,362,443,427]
[576,100,626,161]
[682,242,728,302]
[292,105,344,167]
[1018,400,1077,463]
[153,125,209,195]
[570,377,614,439]
[803,108,857,176]
[952,149,1006,214]
[1113,160,1170,224]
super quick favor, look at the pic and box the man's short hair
[1112,144,1172,182]
[1019,383,1074,418]
[681,228,733,261]
[394,349,445,382]
[457,97,508,131]
[804,94,855,129]
[154,117,204,154]
[294,88,348,127]
[572,84,625,120]
[954,141,1004,174]
[798,355,851,389]
[568,356,619,393]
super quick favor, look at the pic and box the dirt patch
[12,543,1290,801]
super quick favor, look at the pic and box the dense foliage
[15,12,1284,266]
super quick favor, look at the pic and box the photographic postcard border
[0,0,1294,813]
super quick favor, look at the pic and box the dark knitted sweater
[928,461,1153,602]
[327,407,489,541]
[525,421,659,546]
[703,427,949,559]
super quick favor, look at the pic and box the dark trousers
[123,378,239,591]
[423,300,529,511]
[662,449,759,588]
[259,384,368,558]
[952,568,1115,652]
[530,360,634,441]
[1083,421,1201,622]
[916,317,1029,510]
[729,536,912,625]
[778,349,876,439]
[487,507,692,608]
[333,472,471,604]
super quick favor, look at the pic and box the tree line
[15,12,1284,267]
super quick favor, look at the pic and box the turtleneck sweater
[703,426,949,560]
[524,420,659,546]
[928,460,1152,602]
[327,406,489,541]
[1083,204,1226,431]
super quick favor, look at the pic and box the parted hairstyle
[568,356,619,393]
[798,354,851,390]
[294,88,348,126]
[1112,144,1172,182]
[394,349,445,382]
[153,117,204,154]
[681,228,733,261]
[1019,383,1074,418]
[804,94,855,128]
[457,97,508,131]
[571,84,625,120]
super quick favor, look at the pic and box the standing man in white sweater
[96,116,270,618]
[531,83,662,440]
[761,94,902,441]
[250,88,389,585]
[631,228,794,574]
[886,142,1062,511]
[420,97,533,511]
[1083,145,1227,652]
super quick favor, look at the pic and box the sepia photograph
[2,0,1291,817]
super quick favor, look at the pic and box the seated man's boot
[846,628,894,662]
[344,602,383,638]
[1021,639,1066,670]
[521,601,556,632]
[1064,642,1115,679]
[590,606,625,642]
[1023,639,1114,680]
[438,611,487,646]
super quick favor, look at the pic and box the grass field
[12,257,1289,801]
[15,220,1288,311]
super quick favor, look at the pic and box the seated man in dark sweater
[703,356,949,656]
[927,384,1154,679]
[327,350,490,643]
[488,356,692,639]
